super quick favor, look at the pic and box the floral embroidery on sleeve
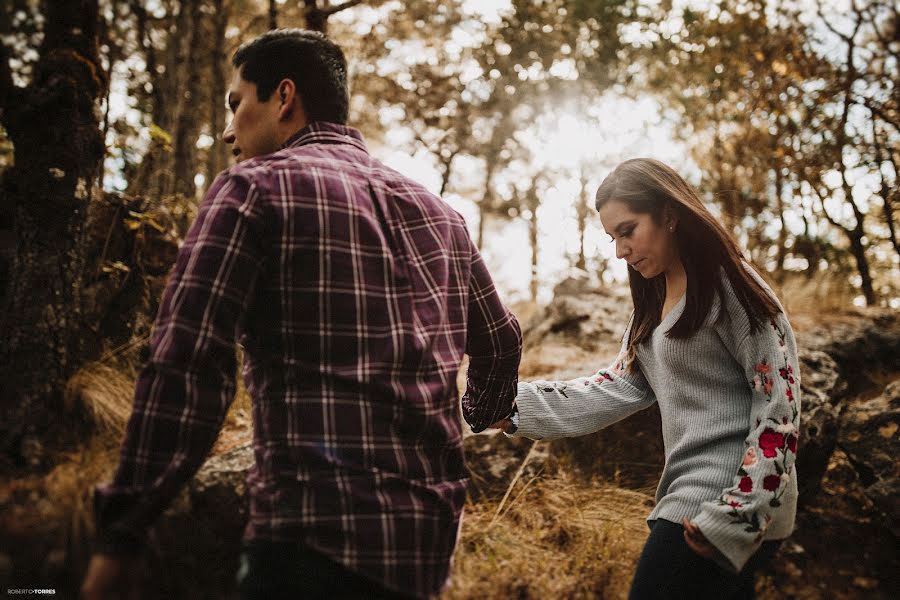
[715,316,800,535]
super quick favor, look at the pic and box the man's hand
[80,554,140,600]
[682,518,723,562]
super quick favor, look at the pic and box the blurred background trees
[0,0,897,465]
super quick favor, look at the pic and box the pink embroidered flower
[739,476,753,493]
[742,446,758,467]
[758,428,784,458]
[763,474,782,492]
[786,433,798,453]
[755,362,771,375]
[752,375,761,391]
[723,494,743,508]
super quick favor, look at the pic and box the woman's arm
[512,334,656,440]
[692,307,801,572]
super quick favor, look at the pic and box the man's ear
[276,79,298,119]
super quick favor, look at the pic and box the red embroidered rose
[755,362,771,374]
[739,476,753,493]
[758,428,784,458]
[763,379,774,395]
[763,474,781,492]
[786,433,798,453]
[786,387,794,401]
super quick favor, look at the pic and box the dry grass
[443,468,652,600]
[64,362,135,439]
[775,272,866,331]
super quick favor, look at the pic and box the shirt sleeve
[692,306,801,572]
[93,171,267,555]
[512,320,656,440]
[460,239,522,433]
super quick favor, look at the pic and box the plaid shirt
[94,122,521,598]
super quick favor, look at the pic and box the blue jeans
[629,519,781,600]
[236,541,415,600]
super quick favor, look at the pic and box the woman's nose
[615,239,629,259]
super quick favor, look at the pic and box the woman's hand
[682,518,722,561]
[489,418,513,433]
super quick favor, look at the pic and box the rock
[144,443,254,600]
[805,311,900,398]
[838,380,900,536]
[798,350,846,404]
[795,350,842,504]
[521,287,632,353]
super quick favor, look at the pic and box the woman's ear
[665,205,678,233]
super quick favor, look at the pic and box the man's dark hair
[233,29,349,124]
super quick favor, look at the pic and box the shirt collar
[280,121,368,154]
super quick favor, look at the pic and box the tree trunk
[205,0,229,192]
[0,0,106,466]
[774,162,787,280]
[529,208,538,302]
[170,0,205,199]
[847,228,876,305]
[269,0,278,29]
[575,167,588,271]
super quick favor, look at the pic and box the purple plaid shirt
[94,122,521,597]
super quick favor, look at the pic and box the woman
[497,158,800,599]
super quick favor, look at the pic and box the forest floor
[1,292,897,598]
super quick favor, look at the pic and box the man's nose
[223,121,235,145]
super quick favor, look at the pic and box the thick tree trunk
[131,0,205,200]
[0,0,106,466]
[171,0,205,199]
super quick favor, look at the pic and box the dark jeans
[629,519,781,600]
[236,541,416,600]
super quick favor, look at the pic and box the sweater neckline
[658,293,686,330]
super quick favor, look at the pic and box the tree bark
[575,166,589,272]
[0,0,106,466]
[170,0,205,199]
[205,0,229,192]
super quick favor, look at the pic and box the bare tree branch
[322,0,366,18]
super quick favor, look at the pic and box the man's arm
[92,171,267,555]
[460,239,522,433]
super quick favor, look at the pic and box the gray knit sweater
[512,267,800,572]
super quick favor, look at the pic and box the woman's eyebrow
[615,220,635,234]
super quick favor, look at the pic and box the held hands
[80,554,140,600]
[489,417,514,434]
[682,518,724,562]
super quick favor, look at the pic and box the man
[81,29,521,600]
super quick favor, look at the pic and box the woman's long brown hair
[595,158,780,367]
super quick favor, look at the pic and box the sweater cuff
[691,511,759,573]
